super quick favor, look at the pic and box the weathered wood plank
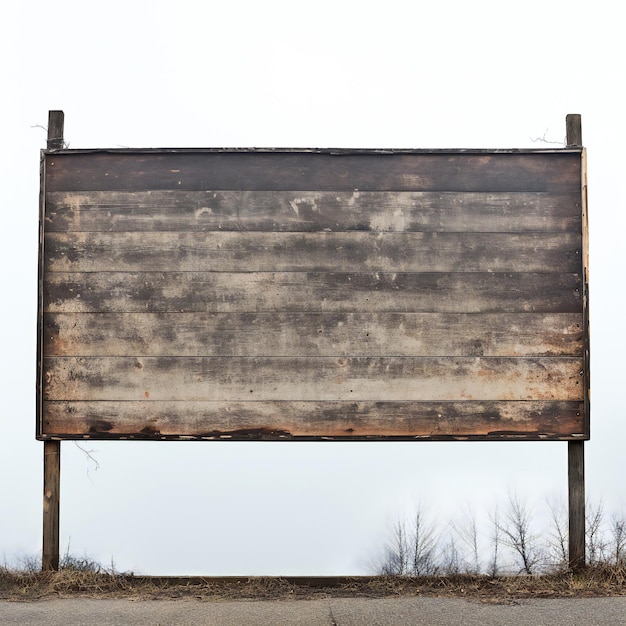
[41,400,586,439]
[44,312,584,357]
[44,231,583,273]
[44,272,582,314]
[44,190,582,233]
[44,151,582,192]
[43,356,584,402]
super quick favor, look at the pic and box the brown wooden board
[38,148,589,441]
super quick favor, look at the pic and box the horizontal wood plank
[41,400,586,439]
[44,190,582,233]
[44,272,582,314]
[44,151,581,192]
[44,231,582,273]
[44,312,584,357]
[43,356,584,402]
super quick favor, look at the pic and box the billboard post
[41,111,64,571]
[567,113,586,570]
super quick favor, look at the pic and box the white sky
[1,0,624,575]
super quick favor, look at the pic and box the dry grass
[1,565,625,602]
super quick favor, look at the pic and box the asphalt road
[2,597,626,625]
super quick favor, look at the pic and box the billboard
[38,147,589,441]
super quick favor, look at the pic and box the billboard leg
[568,440,585,570]
[42,440,60,571]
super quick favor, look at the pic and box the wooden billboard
[37,132,589,442]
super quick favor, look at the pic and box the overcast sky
[1,1,624,575]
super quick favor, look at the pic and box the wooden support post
[42,110,64,572]
[566,113,586,570]
[42,440,61,571]
[47,110,65,151]
[566,113,582,147]
[568,440,585,569]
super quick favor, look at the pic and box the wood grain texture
[42,440,60,570]
[44,190,582,233]
[44,231,582,273]
[43,312,584,357]
[42,400,585,439]
[44,151,581,192]
[44,271,582,314]
[568,440,586,567]
[43,356,583,402]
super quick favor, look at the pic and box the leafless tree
[379,520,410,576]
[450,507,481,574]
[375,493,626,578]
[546,497,568,571]
[586,499,608,565]
[377,504,440,576]
[609,515,626,566]
[498,492,543,574]
[439,534,463,575]
[486,505,502,577]
[410,506,440,576]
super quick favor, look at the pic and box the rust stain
[140,425,161,435]
[197,427,293,440]
[88,420,114,433]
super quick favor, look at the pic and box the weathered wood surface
[44,231,582,273]
[46,111,65,151]
[44,271,582,314]
[44,151,582,192]
[42,401,585,439]
[41,113,63,572]
[39,149,588,440]
[43,356,583,402]
[43,312,583,357]
[44,190,581,232]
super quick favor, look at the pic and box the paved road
[2,597,626,625]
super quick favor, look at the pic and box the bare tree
[375,493,626,578]
[498,492,543,574]
[488,505,501,577]
[377,504,440,576]
[546,497,568,571]
[410,506,440,576]
[379,520,410,576]
[609,515,626,566]
[586,500,608,565]
[439,534,464,575]
[450,507,481,574]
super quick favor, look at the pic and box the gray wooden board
[38,149,588,440]
[42,401,585,439]
[44,151,581,192]
[44,231,582,273]
[43,312,583,357]
[43,356,583,402]
[44,190,581,232]
[44,272,582,314]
